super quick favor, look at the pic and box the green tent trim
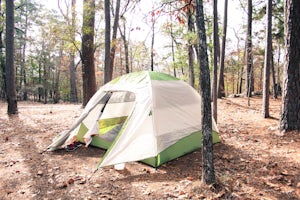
[141,130,220,167]
[109,71,179,85]
[99,116,128,134]
[148,71,179,81]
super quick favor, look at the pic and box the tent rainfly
[47,71,220,168]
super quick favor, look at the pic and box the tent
[47,71,220,168]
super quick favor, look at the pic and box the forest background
[0,0,284,104]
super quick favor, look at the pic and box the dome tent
[47,71,219,168]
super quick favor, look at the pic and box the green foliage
[249,0,284,44]
[173,46,188,70]
[130,41,151,71]
[183,31,197,46]
[0,4,4,33]
[272,0,284,42]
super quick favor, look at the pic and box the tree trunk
[81,0,96,106]
[43,56,48,104]
[21,0,28,101]
[119,21,130,74]
[69,53,77,102]
[218,0,228,98]
[277,44,281,92]
[245,0,253,98]
[171,32,176,77]
[212,0,219,122]
[38,54,42,102]
[279,0,300,131]
[104,0,112,83]
[170,13,176,77]
[5,0,18,114]
[195,0,215,185]
[0,0,6,100]
[187,7,195,87]
[109,0,121,76]
[262,0,272,118]
[270,51,277,99]
[151,20,155,71]
[54,43,63,104]
[69,0,78,102]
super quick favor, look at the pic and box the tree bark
[262,0,272,118]
[5,0,18,114]
[150,19,155,71]
[38,52,42,102]
[279,0,300,131]
[212,0,219,122]
[218,0,228,98]
[245,0,253,98]
[21,0,28,101]
[195,0,215,185]
[104,0,112,83]
[0,0,6,100]
[270,50,277,99]
[81,0,96,106]
[187,7,195,87]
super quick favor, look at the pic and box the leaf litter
[0,97,299,199]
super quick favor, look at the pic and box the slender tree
[58,0,78,102]
[233,28,244,94]
[270,51,277,99]
[187,3,195,87]
[212,0,219,122]
[262,0,272,118]
[69,0,78,102]
[0,0,6,100]
[104,0,112,83]
[279,0,300,131]
[218,0,228,98]
[5,0,18,114]
[119,18,130,74]
[20,0,29,101]
[195,0,215,184]
[245,0,253,98]
[150,6,156,71]
[81,0,96,106]
[53,41,64,104]
[170,14,176,77]
[109,0,121,76]
[38,46,43,102]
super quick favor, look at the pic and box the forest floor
[0,96,299,200]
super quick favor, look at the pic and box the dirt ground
[0,97,299,200]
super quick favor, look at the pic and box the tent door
[88,91,136,149]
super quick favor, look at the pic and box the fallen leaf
[68,178,75,184]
